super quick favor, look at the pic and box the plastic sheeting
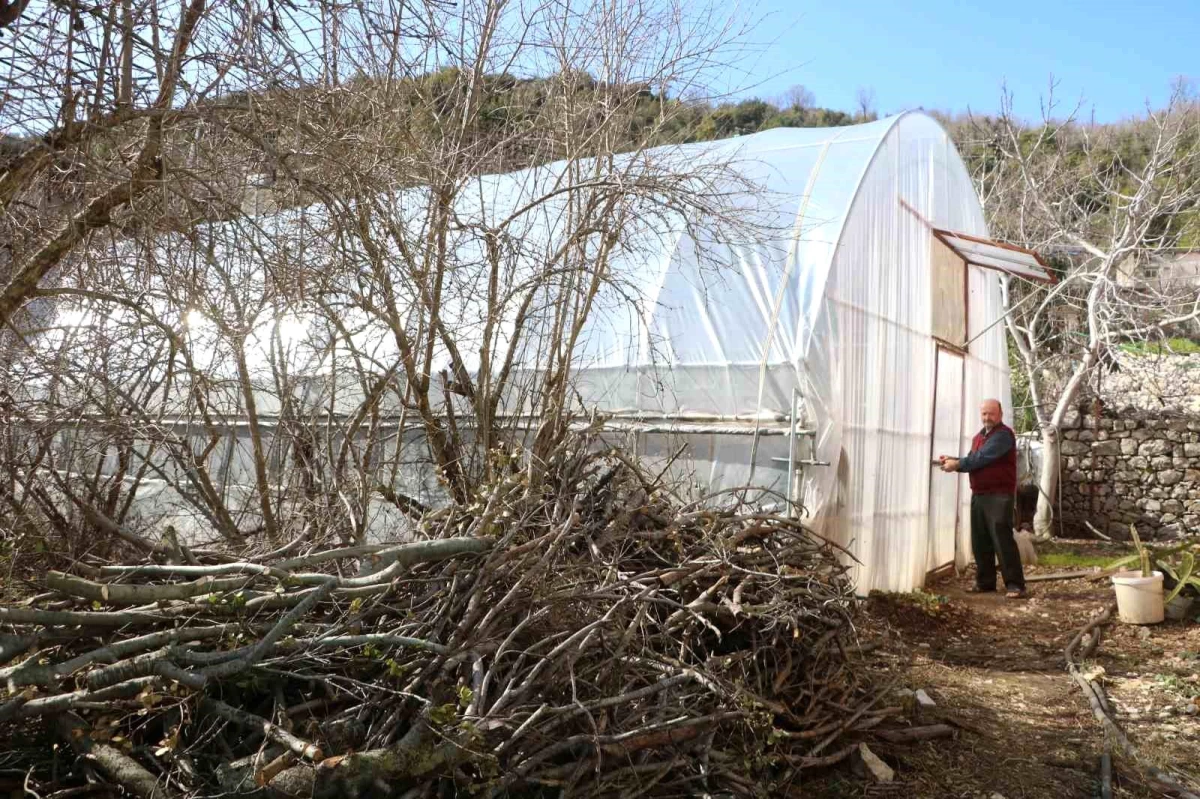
[568,113,1011,592]
[50,111,1012,592]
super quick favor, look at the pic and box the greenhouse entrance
[928,347,965,572]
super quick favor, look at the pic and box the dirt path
[818,544,1200,799]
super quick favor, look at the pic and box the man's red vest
[968,423,1017,495]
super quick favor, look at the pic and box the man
[939,399,1026,599]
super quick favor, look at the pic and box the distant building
[1115,249,1200,290]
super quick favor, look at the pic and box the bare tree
[1,0,764,558]
[0,0,426,553]
[972,81,1200,537]
[1,0,205,329]
[855,86,876,119]
[198,0,763,508]
[780,84,815,111]
[0,0,31,30]
[0,0,440,331]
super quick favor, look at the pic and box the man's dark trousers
[970,494,1024,591]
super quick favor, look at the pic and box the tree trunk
[1034,344,1096,539]
[1033,425,1059,538]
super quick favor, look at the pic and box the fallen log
[0,690,32,722]
[1,439,925,797]
[203,697,323,761]
[1025,570,1096,582]
[46,571,254,604]
[99,562,290,580]
[0,606,177,627]
[256,752,298,788]
[267,722,463,799]
[2,624,237,687]
[19,676,158,718]
[876,724,956,743]
[1066,603,1200,799]
[0,633,38,666]
[57,712,179,799]
[303,634,448,656]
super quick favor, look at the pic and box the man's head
[980,399,1003,431]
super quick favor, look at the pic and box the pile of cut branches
[1,438,889,798]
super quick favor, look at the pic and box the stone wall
[1057,353,1200,538]
[1082,352,1200,415]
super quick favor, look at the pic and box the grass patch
[868,589,952,615]
[1119,337,1200,356]
[1037,550,1114,569]
[1154,673,1194,698]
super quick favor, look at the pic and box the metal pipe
[787,387,798,519]
[962,279,1041,348]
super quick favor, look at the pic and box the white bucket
[1111,571,1164,625]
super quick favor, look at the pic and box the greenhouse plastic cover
[60,112,1012,593]
[561,113,1012,593]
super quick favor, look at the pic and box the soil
[804,539,1200,799]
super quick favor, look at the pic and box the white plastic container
[1111,571,1164,625]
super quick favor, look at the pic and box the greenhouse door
[928,347,964,572]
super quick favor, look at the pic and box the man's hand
[939,457,960,473]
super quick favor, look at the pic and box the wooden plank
[930,233,967,344]
[1025,570,1096,583]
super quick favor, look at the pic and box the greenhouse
[562,112,1048,592]
[37,112,1051,593]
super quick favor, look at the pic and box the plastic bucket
[1111,571,1164,625]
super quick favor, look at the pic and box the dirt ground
[806,539,1200,799]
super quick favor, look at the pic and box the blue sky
[728,0,1193,122]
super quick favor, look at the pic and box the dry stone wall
[1056,353,1200,539]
